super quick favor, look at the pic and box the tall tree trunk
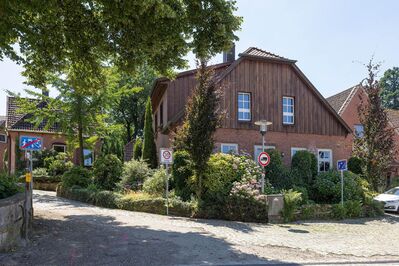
[77,96,85,166]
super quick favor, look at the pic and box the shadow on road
[0,213,289,266]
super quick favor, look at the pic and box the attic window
[283,97,295,125]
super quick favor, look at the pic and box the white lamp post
[255,120,272,193]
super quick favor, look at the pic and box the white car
[374,187,399,213]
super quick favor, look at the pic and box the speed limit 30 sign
[258,152,271,167]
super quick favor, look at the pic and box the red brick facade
[213,128,352,166]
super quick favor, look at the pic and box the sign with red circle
[160,148,173,164]
[258,152,271,167]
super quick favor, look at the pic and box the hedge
[297,200,384,221]
[56,185,193,217]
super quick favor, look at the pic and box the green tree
[1,1,241,89]
[11,75,108,166]
[380,67,399,110]
[174,61,223,198]
[142,98,157,168]
[354,61,396,191]
[101,126,125,161]
[106,65,158,142]
[133,138,143,160]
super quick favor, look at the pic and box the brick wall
[0,129,7,171]
[214,128,352,168]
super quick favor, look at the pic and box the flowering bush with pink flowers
[198,153,269,222]
[230,177,267,202]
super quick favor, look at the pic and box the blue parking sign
[20,136,43,151]
[337,159,347,171]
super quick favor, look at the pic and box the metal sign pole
[165,164,169,216]
[261,133,265,193]
[341,170,344,206]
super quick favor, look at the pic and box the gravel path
[1,190,399,265]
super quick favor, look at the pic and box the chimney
[223,44,235,63]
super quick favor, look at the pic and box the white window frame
[52,144,66,153]
[221,143,238,154]
[0,134,6,143]
[291,147,307,158]
[238,92,251,121]
[317,149,333,172]
[354,124,364,138]
[283,96,295,125]
[254,145,276,160]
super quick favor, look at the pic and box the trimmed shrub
[201,153,262,213]
[363,200,385,217]
[281,189,302,222]
[33,149,58,168]
[224,177,268,222]
[45,152,74,177]
[172,150,194,201]
[292,185,309,205]
[264,149,291,189]
[62,166,91,188]
[332,204,347,219]
[94,190,122,208]
[143,167,167,196]
[312,171,364,204]
[93,154,123,190]
[344,200,362,218]
[299,204,333,220]
[348,157,363,175]
[0,172,20,199]
[119,159,152,191]
[133,138,143,160]
[291,150,317,188]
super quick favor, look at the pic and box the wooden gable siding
[166,74,196,122]
[219,58,348,136]
[163,66,229,122]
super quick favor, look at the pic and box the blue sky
[1,0,398,115]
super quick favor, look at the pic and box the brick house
[0,116,7,171]
[151,47,353,172]
[1,96,95,173]
[327,86,399,182]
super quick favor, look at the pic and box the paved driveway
[1,190,399,265]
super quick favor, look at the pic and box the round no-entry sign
[258,152,270,167]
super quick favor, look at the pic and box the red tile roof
[6,96,61,132]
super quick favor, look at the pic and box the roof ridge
[250,47,288,60]
[240,47,294,61]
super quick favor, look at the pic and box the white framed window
[0,134,6,143]
[254,145,276,160]
[83,149,94,167]
[52,144,66,153]
[283,96,295,125]
[317,149,332,172]
[354,124,364,138]
[291,147,307,158]
[221,143,238,154]
[238,92,251,121]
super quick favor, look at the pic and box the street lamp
[255,120,272,193]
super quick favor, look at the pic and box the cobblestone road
[1,190,399,265]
